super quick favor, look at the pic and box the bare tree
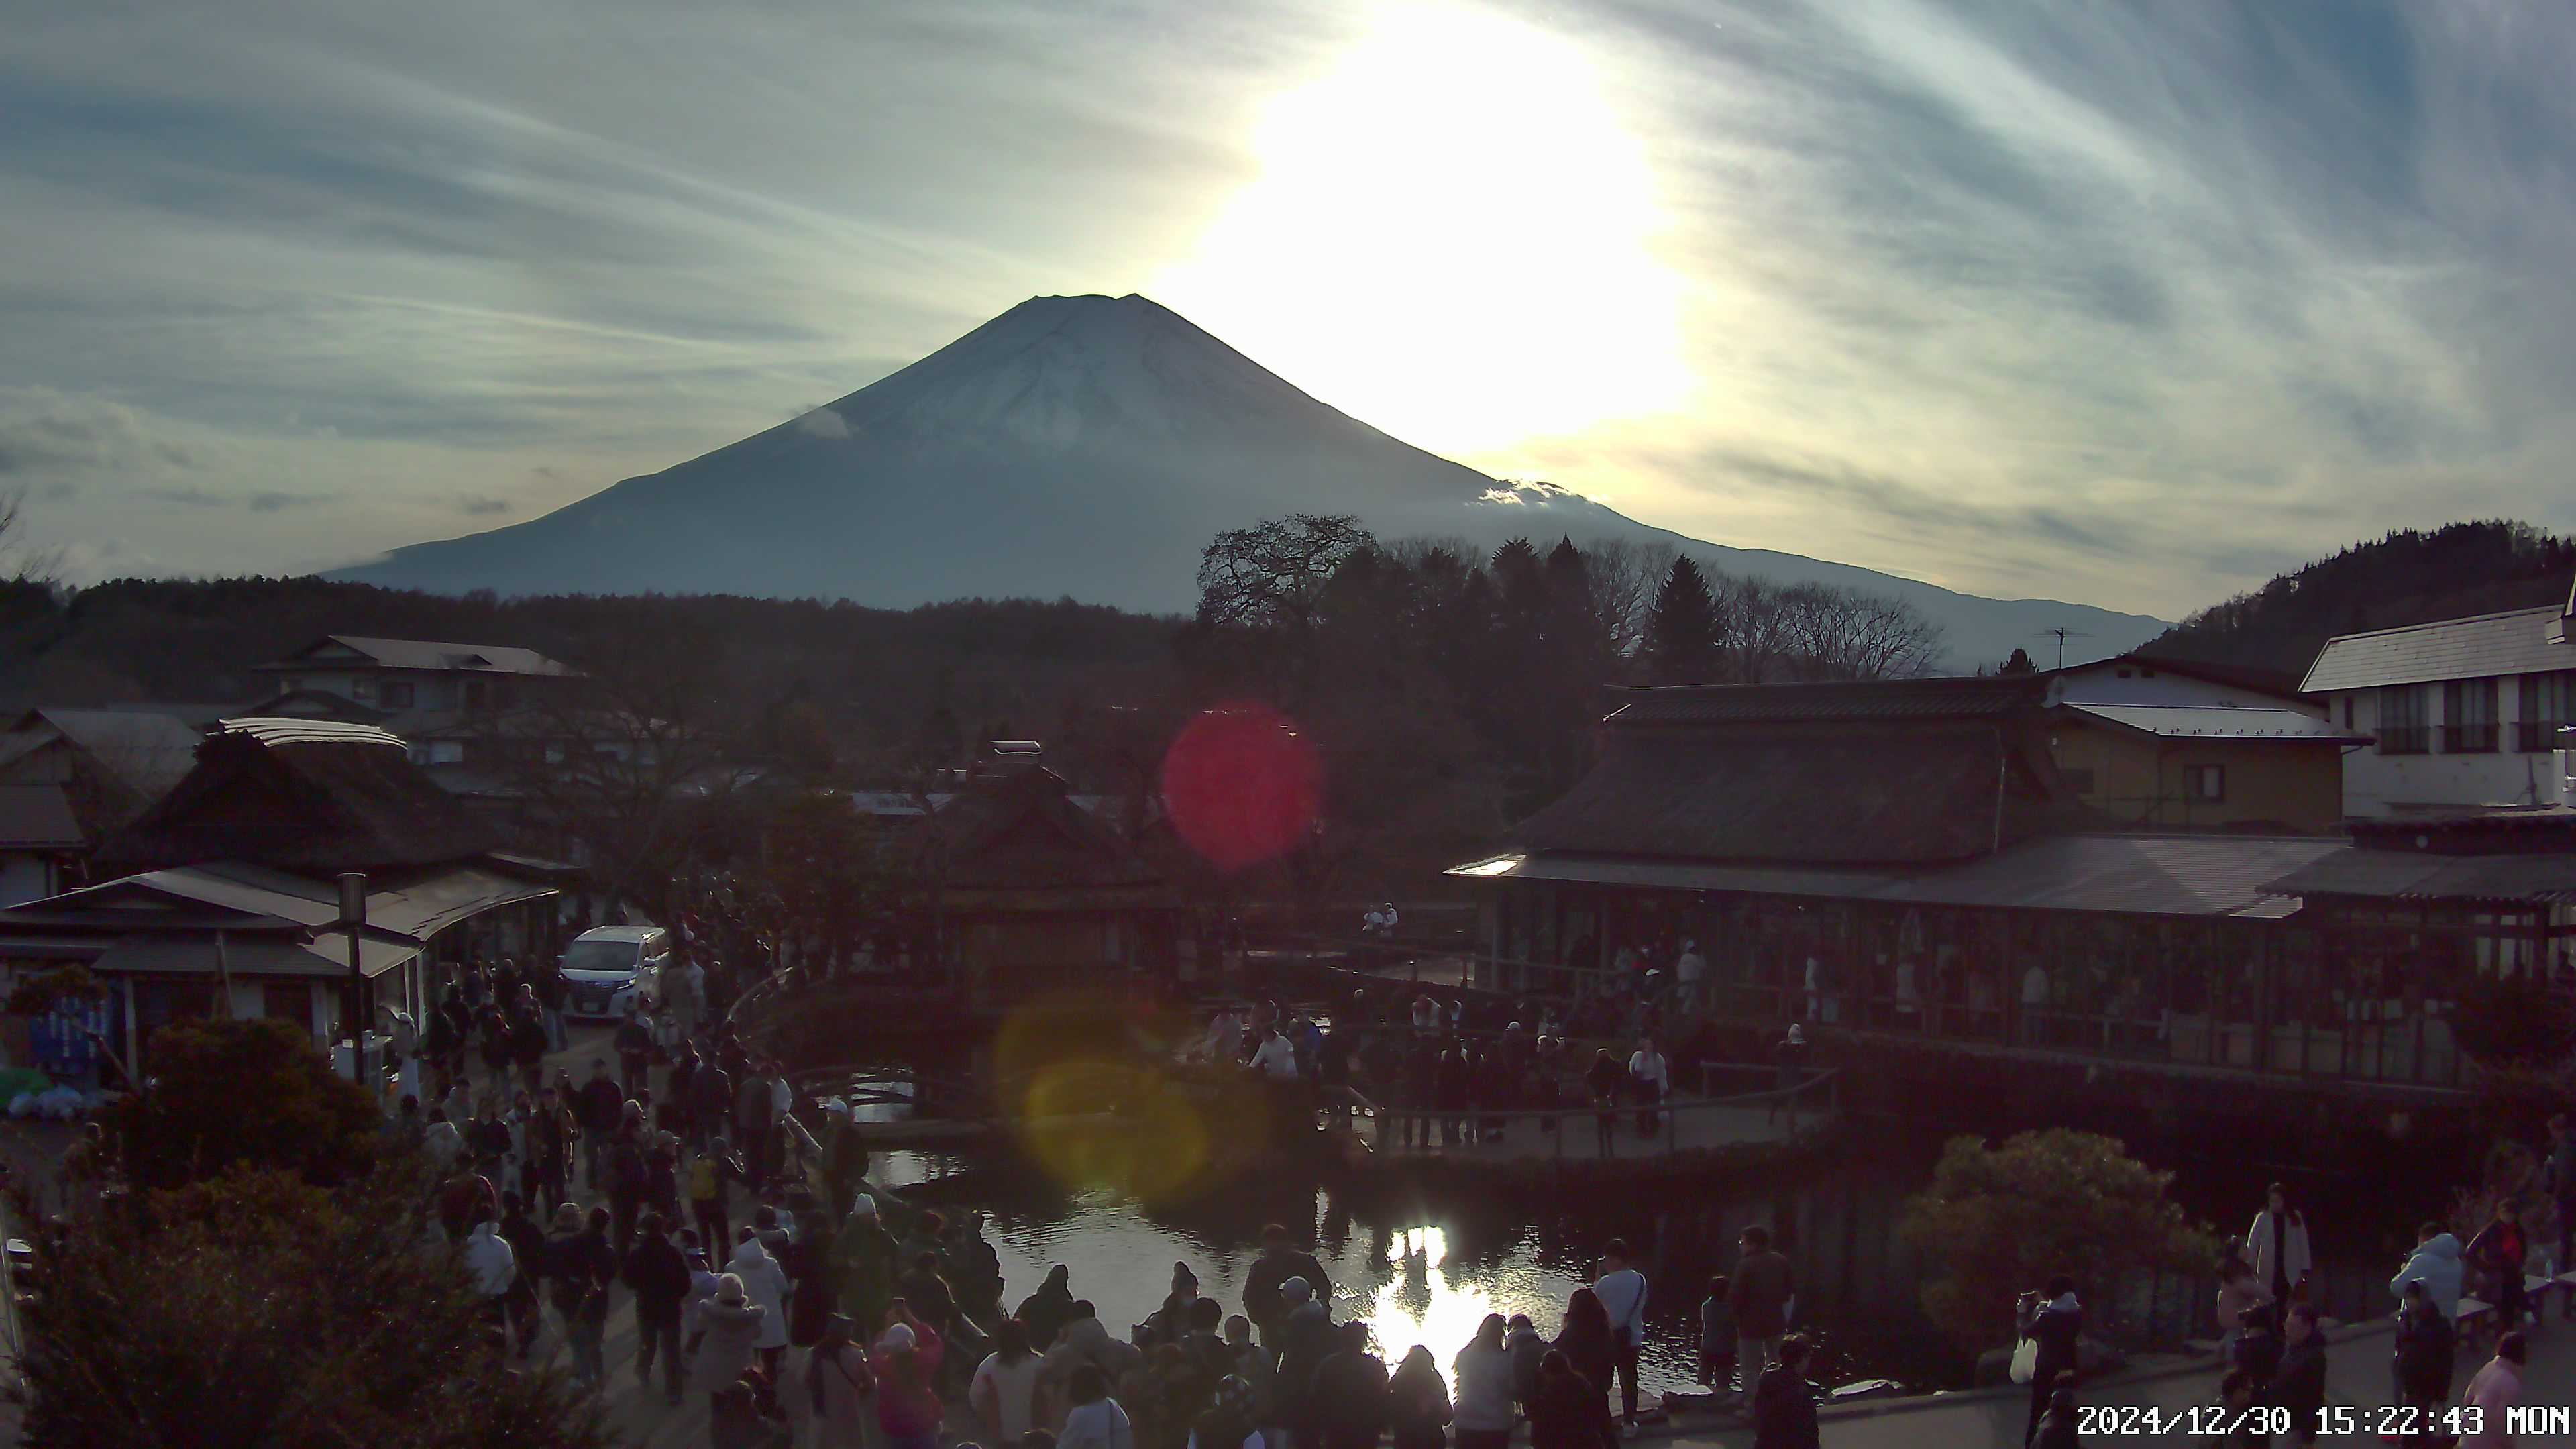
[1776,582,1947,680]
[1713,573,1795,684]
[1,487,63,588]
[474,625,743,914]
[1576,537,1677,660]
[1195,514,1375,634]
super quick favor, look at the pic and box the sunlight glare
[1154,6,1692,455]
[1364,1225,1493,1393]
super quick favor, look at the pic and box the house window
[2443,678,2499,753]
[2188,765,2226,802]
[465,680,490,709]
[2060,767,2097,796]
[2520,671,2576,753]
[378,680,416,709]
[2377,685,2429,755]
[423,740,465,765]
[347,675,373,700]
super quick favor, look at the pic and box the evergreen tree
[1644,557,1721,684]
[1997,647,2037,676]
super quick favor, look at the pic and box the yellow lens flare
[991,991,1271,1204]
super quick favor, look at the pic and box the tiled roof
[1452,834,2343,918]
[2265,847,2576,904]
[1603,676,2047,727]
[4,708,204,802]
[258,635,574,676]
[2299,606,2574,694]
[1508,721,2086,867]
[1870,833,2342,918]
[2064,703,2367,743]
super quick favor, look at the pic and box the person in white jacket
[2245,1183,2313,1331]
[462,1217,516,1330]
[729,1232,793,1375]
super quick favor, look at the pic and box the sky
[3,0,2572,618]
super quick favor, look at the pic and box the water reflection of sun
[1363,1226,1496,1394]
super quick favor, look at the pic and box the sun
[1153,5,1693,455]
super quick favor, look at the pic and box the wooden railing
[1348,1065,1841,1160]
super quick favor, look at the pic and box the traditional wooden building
[923,757,1183,1010]
[1448,676,2471,1098]
[0,718,575,1077]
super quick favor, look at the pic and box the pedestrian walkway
[1664,1317,2576,1448]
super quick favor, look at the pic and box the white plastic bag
[2008,1336,2039,1385]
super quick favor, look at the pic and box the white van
[559,925,671,1021]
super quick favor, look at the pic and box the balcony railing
[2377,726,2430,755]
[2518,720,2572,753]
[2442,722,2500,754]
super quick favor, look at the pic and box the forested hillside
[2142,522,2573,682]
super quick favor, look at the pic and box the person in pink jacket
[2461,1330,2524,1449]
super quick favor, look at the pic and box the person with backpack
[573,1059,624,1191]
[1591,1240,1648,1430]
[543,1203,617,1394]
[806,1313,876,1448]
[2392,1280,2457,1440]
[2015,1276,2083,1448]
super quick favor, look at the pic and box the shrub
[1899,1129,2218,1352]
[9,1160,606,1447]
[107,1016,381,1191]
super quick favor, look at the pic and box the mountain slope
[335,293,2165,667]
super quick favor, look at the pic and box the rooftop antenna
[2035,627,2094,669]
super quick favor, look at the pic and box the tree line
[1169,515,1944,894]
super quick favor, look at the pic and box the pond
[866,1128,2457,1397]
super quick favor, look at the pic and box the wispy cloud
[0,0,2569,614]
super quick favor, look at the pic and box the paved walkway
[1664,1318,2576,1448]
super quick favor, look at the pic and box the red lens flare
[1160,701,1322,873]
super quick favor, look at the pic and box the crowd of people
[1191,992,1789,1157]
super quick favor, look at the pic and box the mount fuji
[335,293,2165,667]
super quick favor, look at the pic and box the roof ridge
[2317,603,2564,645]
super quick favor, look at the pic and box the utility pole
[339,871,368,1059]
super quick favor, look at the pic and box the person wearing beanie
[692,1272,769,1405]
